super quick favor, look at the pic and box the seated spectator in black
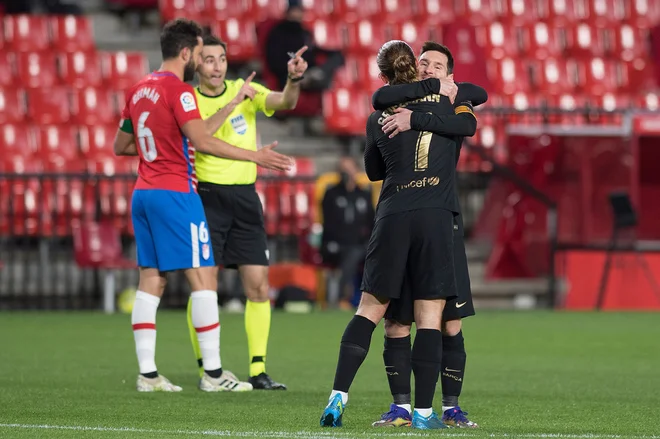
[265,0,344,92]
[321,157,375,310]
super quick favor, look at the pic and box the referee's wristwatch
[288,74,304,83]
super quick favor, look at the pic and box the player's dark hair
[202,34,227,53]
[160,18,203,60]
[376,40,417,85]
[420,41,454,74]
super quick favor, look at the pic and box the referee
[187,34,308,390]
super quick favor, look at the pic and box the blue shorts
[131,189,215,272]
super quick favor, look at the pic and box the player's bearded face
[184,56,196,82]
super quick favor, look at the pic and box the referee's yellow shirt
[194,79,274,185]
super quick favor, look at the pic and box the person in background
[265,0,344,92]
[321,157,375,310]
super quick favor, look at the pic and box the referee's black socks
[441,331,466,408]
[411,329,443,410]
[332,315,376,393]
[383,335,412,405]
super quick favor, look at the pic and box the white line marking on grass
[1,424,659,439]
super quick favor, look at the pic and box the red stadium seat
[51,16,94,52]
[545,93,591,124]
[392,20,436,50]
[606,24,649,62]
[624,0,660,28]
[415,0,455,24]
[0,88,27,124]
[71,87,117,125]
[332,0,379,21]
[0,153,42,236]
[159,0,205,23]
[299,0,334,22]
[60,51,104,88]
[635,91,660,111]
[479,22,520,60]
[531,58,579,95]
[207,19,257,63]
[487,58,531,95]
[27,87,71,124]
[345,20,391,54]
[565,22,606,56]
[454,0,496,23]
[42,157,89,236]
[72,221,135,311]
[3,15,50,52]
[252,0,299,21]
[378,0,415,22]
[36,125,81,161]
[15,52,59,89]
[291,157,315,176]
[0,52,14,87]
[0,123,37,156]
[322,88,369,135]
[263,181,280,236]
[575,57,618,96]
[80,124,119,159]
[205,0,251,20]
[617,58,656,93]
[332,59,357,88]
[306,18,345,50]
[588,0,622,27]
[104,52,149,90]
[354,55,385,94]
[537,0,588,25]
[519,22,563,59]
[500,91,546,124]
[494,0,541,24]
[291,180,314,232]
[97,176,133,232]
[593,92,632,124]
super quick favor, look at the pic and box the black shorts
[386,213,475,324]
[197,182,269,269]
[360,208,457,302]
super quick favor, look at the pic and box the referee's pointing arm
[264,46,309,111]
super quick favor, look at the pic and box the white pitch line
[0,424,659,439]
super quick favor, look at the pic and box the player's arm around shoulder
[456,82,488,107]
[372,78,441,110]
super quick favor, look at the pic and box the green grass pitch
[0,310,659,438]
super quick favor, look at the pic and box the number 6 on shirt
[138,111,157,162]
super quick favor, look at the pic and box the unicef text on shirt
[396,176,440,192]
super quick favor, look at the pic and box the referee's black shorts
[360,208,457,302]
[386,213,475,324]
[197,182,269,269]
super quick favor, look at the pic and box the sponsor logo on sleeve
[180,92,197,112]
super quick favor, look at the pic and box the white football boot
[136,374,183,392]
[199,370,253,392]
